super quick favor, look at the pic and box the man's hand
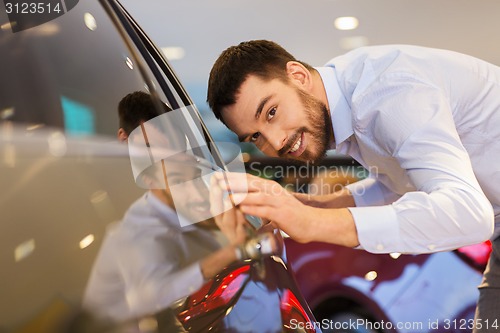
[215,172,360,247]
[210,173,248,245]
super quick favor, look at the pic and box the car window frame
[100,0,228,172]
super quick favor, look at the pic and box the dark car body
[0,1,319,332]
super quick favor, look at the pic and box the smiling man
[225,73,332,162]
[207,40,500,332]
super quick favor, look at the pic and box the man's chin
[282,149,327,164]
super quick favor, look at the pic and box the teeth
[289,137,302,153]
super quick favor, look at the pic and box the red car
[286,239,491,333]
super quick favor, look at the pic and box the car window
[0,0,261,331]
[0,1,235,331]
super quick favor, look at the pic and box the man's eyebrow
[237,95,273,142]
[255,95,272,120]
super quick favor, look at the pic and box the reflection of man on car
[82,91,248,323]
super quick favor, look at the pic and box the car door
[0,0,321,332]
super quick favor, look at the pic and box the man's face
[129,119,213,225]
[156,158,212,224]
[221,75,331,163]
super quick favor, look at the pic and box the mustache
[278,127,307,157]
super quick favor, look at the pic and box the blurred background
[120,0,500,143]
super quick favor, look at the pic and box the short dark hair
[207,40,313,124]
[118,91,170,135]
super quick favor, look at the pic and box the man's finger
[239,205,274,222]
[217,172,281,194]
[231,192,280,207]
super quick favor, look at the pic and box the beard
[278,87,332,163]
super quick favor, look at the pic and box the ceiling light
[334,16,359,30]
[15,239,35,262]
[84,13,97,31]
[26,124,44,131]
[390,252,402,259]
[1,22,12,30]
[364,270,378,281]
[1,107,14,120]
[161,47,185,61]
[125,56,134,70]
[79,234,95,249]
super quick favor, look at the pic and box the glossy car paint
[286,240,487,333]
[0,1,319,332]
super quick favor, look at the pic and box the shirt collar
[145,191,197,232]
[315,66,353,147]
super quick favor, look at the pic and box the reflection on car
[0,1,321,332]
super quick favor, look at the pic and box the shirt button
[376,244,384,251]
[427,244,436,251]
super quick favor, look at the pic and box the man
[207,41,500,332]
[83,91,248,323]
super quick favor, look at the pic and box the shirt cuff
[349,205,399,253]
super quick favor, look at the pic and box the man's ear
[117,128,128,142]
[286,61,312,90]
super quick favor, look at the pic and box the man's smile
[285,132,307,157]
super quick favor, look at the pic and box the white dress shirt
[82,192,222,322]
[316,44,499,254]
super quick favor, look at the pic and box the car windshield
[0,1,253,331]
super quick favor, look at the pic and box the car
[286,239,491,333]
[246,156,492,333]
[0,1,321,332]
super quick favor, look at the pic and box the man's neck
[311,69,334,144]
[311,69,330,116]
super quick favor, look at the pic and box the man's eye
[250,132,260,142]
[267,107,277,121]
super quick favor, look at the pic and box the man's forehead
[238,74,268,96]
[224,77,272,115]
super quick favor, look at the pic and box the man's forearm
[307,208,360,248]
[200,246,237,280]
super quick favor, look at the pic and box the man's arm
[199,245,238,279]
[347,75,494,253]
[218,173,360,248]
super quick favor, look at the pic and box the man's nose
[190,177,210,201]
[262,129,287,153]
